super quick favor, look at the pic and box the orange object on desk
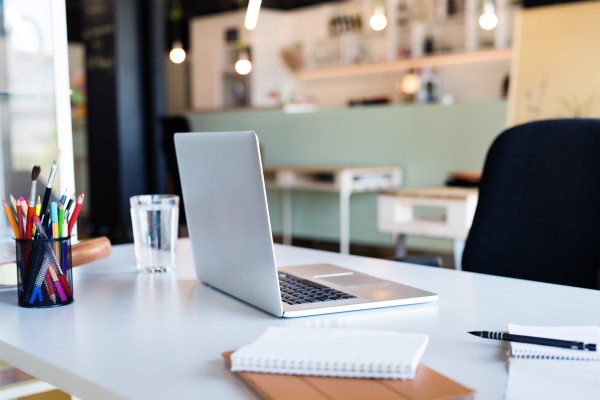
[222,351,475,400]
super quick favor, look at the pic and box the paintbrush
[25,165,41,239]
[39,149,62,226]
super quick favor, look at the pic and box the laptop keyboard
[278,272,357,305]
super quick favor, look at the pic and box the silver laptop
[174,131,438,318]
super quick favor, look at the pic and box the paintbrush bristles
[54,149,62,162]
[31,165,41,181]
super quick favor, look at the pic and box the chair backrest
[462,119,600,289]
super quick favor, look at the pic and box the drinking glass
[130,195,179,273]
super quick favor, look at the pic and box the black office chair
[462,119,600,290]
[162,116,191,225]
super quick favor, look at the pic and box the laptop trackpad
[319,274,385,287]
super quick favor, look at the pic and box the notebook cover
[223,351,475,400]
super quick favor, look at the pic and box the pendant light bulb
[235,50,252,75]
[479,0,498,30]
[399,72,421,95]
[170,41,186,64]
[370,3,387,31]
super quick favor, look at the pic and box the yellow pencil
[33,196,41,235]
[10,195,17,214]
[35,196,41,217]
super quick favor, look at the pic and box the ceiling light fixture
[245,0,262,30]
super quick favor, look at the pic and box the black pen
[469,331,597,351]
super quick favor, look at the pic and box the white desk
[0,239,599,400]
[263,166,402,254]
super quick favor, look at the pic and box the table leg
[453,239,465,271]
[282,189,292,246]
[394,234,407,258]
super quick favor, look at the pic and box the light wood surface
[296,49,512,80]
[381,186,478,200]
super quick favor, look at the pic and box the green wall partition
[187,101,507,252]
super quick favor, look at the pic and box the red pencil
[17,201,24,239]
[67,194,84,236]
[44,273,56,304]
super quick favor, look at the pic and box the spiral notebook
[230,327,428,379]
[506,325,600,400]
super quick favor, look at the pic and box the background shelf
[296,48,512,80]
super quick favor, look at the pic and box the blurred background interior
[1,0,599,272]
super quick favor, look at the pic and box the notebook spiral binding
[513,351,597,361]
[234,355,414,379]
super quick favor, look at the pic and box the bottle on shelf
[397,0,410,27]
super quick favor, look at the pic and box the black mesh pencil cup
[15,237,73,308]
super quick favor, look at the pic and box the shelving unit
[296,0,518,82]
[297,48,511,80]
[189,0,519,109]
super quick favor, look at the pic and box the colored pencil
[62,213,68,237]
[68,194,84,236]
[25,166,41,240]
[4,198,18,229]
[65,193,75,214]
[59,189,67,206]
[39,149,62,227]
[33,196,41,235]
[3,200,19,238]
[32,216,67,302]
[19,197,27,217]
[51,202,58,239]
[46,209,52,236]
[58,203,64,239]
[16,201,24,239]
[10,195,18,214]
[44,273,56,304]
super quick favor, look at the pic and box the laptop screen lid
[174,131,283,317]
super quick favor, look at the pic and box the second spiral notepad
[230,327,428,379]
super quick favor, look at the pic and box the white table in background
[263,166,402,254]
[0,239,599,400]
[378,186,479,270]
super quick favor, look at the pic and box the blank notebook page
[506,325,600,400]
[230,327,428,379]
[508,325,600,360]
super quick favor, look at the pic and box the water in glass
[130,195,179,273]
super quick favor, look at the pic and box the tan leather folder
[223,351,475,400]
